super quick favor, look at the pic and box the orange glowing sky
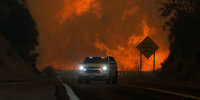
[28,0,170,71]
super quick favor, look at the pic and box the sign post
[136,36,159,72]
[140,51,142,72]
[153,52,155,73]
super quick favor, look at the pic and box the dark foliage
[41,66,57,78]
[159,0,200,81]
[0,0,38,61]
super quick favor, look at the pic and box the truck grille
[85,67,100,69]
[85,70,100,73]
[84,66,101,73]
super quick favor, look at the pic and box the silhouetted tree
[159,0,200,81]
[0,0,38,62]
[41,66,57,78]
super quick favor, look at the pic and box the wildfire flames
[94,20,169,71]
[29,0,170,71]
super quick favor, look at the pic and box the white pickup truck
[78,56,118,84]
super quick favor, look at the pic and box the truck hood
[81,64,109,67]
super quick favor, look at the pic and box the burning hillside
[29,0,170,71]
[94,19,169,71]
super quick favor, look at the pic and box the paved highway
[58,71,199,100]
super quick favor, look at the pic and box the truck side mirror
[110,61,116,64]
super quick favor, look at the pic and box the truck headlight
[102,66,107,71]
[79,66,84,71]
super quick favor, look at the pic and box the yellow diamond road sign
[136,36,159,59]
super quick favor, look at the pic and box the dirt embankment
[0,34,39,81]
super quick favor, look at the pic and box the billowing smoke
[57,0,101,24]
[28,0,169,71]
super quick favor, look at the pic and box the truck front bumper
[78,71,109,80]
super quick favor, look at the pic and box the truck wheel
[112,77,118,84]
[85,79,91,84]
[78,78,83,84]
[105,79,111,84]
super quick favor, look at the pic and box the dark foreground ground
[0,80,57,100]
[58,71,200,100]
[0,79,70,100]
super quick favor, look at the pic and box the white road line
[57,76,79,100]
[63,83,79,100]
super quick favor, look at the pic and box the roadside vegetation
[0,0,39,81]
[41,66,57,79]
[159,0,200,83]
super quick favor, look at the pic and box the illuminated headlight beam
[102,66,107,71]
[79,66,84,71]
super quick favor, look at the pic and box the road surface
[58,71,200,100]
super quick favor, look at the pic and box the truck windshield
[84,57,108,64]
